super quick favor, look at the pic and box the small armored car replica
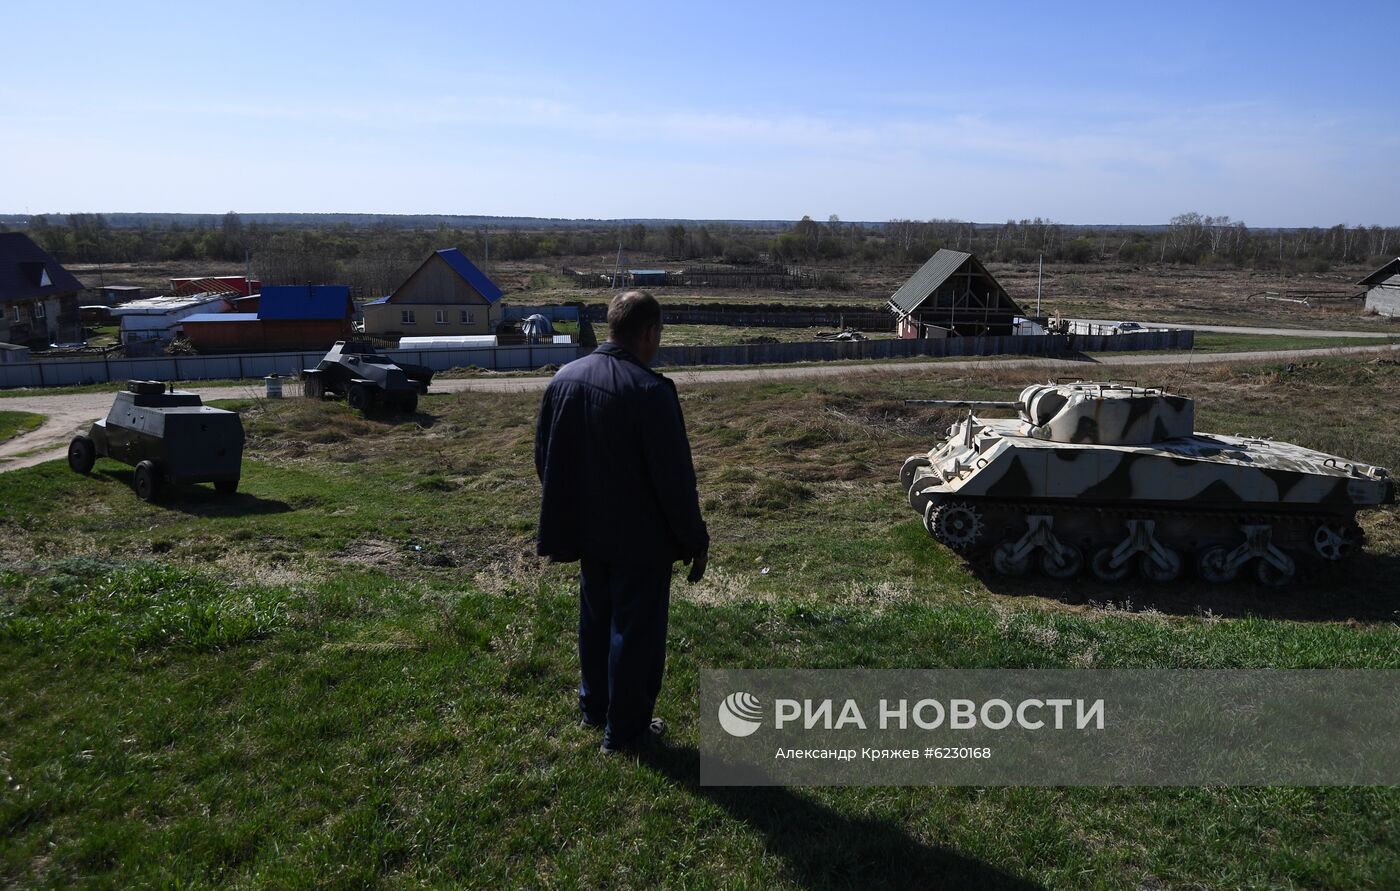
[67,381,245,502]
[301,341,432,413]
[901,381,1394,586]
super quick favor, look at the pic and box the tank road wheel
[215,479,239,497]
[1090,548,1133,582]
[1256,552,1298,587]
[67,436,96,475]
[992,541,1031,576]
[1313,523,1362,562]
[1040,545,1083,580]
[346,383,373,413]
[1139,548,1183,583]
[134,460,163,503]
[1197,547,1237,584]
[933,502,983,551]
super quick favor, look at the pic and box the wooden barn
[887,249,1023,338]
[1360,258,1400,317]
[362,248,503,336]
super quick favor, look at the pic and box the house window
[460,310,475,325]
[33,302,46,320]
[435,309,447,324]
[401,309,416,325]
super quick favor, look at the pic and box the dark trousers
[578,558,673,746]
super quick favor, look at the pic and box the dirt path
[3,343,1397,473]
[1078,319,1394,337]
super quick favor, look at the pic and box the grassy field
[1153,332,1399,354]
[2,357,1399,888]
[0,410,44,442]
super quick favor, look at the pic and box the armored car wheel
[215,479,239,496]
[1040,545,1083,580]
[134,460,163,503]
[1090,548,1133,582]
[68,436,96,475]
[346,383,373,412]
[398,392,419,414]
[303,375,324,400]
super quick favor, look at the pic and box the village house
[0,232,85,347]
[362,248,503,337]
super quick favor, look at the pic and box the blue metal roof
[434,249,503,303]
[183,313,258,323]
[629,269,667,275]
[258,285,352,320]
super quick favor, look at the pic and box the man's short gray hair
[607,290,662,341]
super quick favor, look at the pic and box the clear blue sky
[4,0,1397,226]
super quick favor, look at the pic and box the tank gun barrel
[904,399,1023,409]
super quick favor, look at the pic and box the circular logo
[718,691,764,737]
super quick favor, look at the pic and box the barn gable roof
[0,232,85,303]
[887,249,1021,317]
[389,248,503,305]
[1359,258,1400,288]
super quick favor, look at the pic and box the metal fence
[0,344,584,389]
[653,329,1195,368]
[0,330,1193,389]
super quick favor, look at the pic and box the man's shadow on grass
[639,744,1043,891]
[98,468,291,517]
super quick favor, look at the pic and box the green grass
[1180,332,1399,353]
[2,357,1399,888]
[0,409,44,441]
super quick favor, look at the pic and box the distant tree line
[5,211,1397,296]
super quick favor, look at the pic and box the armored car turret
[68,381,245,502]
[901,381,1394,586]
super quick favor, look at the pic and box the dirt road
[1078,319,1394,338]
[4,342,1397,473]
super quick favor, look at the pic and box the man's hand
[686,546,709,583]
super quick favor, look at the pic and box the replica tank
[67,380,245,502]
[900,381,1394,586]
[301,341,432,413]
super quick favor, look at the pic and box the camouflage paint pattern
[905,382,1393,513]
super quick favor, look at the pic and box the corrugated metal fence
[0,344,584,389]
[0,331,1193,389]
[654,329,1195,367]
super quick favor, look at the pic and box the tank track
[920,497,1364,586]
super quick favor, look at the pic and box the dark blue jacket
[535,342,709,565]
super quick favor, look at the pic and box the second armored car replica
[301,341,432,413]
[901,381,1394,586]
[67,381,245,502]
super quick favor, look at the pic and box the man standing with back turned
[535,291,709,755]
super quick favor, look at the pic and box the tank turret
[901,381,1393,586]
